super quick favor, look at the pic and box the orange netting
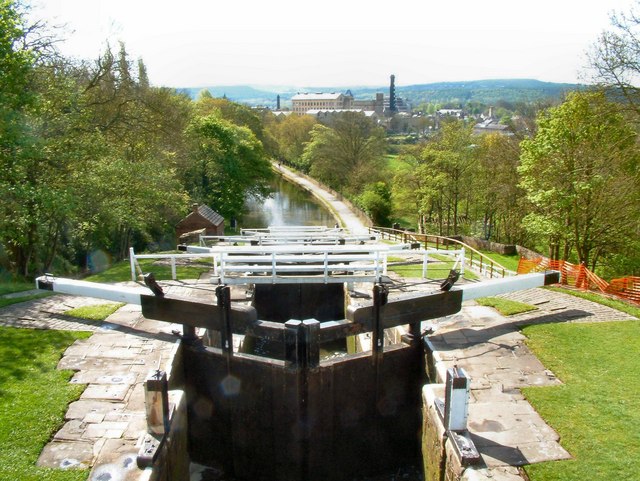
[517,257,640,305]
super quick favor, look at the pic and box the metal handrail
[370,227,512,278]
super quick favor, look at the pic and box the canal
[241,174,336,228]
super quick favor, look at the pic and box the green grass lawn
[545,286,640,319]
[0,327,91,481]
[0,281,36,296]
[65,303,125,321]
[476,297,537,316]
[522,319,640,480]
[478,251,520,272]
[388,261,479,281]
[0,293,53,309]
[84,257,212,283]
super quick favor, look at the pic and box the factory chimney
[389,74,397,113]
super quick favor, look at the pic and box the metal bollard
[145,370,169,435]
[444,366,470,432]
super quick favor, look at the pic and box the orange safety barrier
[517,257,639,305]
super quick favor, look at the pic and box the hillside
[179,79,583,108]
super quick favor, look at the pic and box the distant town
[182,76,581,136]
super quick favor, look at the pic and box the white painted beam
[36,276,152,305]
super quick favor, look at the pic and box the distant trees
[265,114,317,170]
[393,121,480,236]
[302,112,387,195]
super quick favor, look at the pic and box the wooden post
[285,320,302,368]
[372,284,387,366]
[216,285,233,365]
[302,319,320,369]
[144,370,169,435]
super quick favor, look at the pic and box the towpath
[273,162,369,233]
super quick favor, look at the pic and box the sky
[27,0,637,89]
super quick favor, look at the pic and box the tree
[302,112,387,195]
[265,113,317,170]
[475,133,526,244]
[357,182,392,227]
[519,91,640,270]
[184,114,272,221]
[410,120,478,236]
[588,1,640,114]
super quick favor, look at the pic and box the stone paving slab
[427,286,638,477]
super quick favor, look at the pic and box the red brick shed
[176,204,224,241]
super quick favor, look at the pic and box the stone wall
[460,236,517,255]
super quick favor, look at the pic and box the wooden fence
[517,257,640,305]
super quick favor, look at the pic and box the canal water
[241,175,336,228]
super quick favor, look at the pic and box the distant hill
[179,79,583,108]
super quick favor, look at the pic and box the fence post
[129,247,137,282]
[460,248,465,276]
[171,256,177,280]
[422,250,429,279]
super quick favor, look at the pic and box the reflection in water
[242,175,335,228]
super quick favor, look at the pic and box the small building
[472,118,513,136]
[176,204,224,242]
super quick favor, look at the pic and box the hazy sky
[28,0,636,89]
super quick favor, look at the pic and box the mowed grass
[0,281,36,296]
[522,320,640,480]
[0,293,53,308]
[65,303,125,321]
[388,261,479,281]
[84,257,211,283]
[0,327,91,481]
[476,297,537,316]
[545,286,640,319]
[478,251,520,272]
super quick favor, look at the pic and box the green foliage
[265,114,317,170]
[393,121,479,236]
[184,114,272,220]
[0,327,91,481]
[519,91,640,270]
[302,112,387,195]
[0,16,275,278]
[356,182,392,226]
[475,297,537,315]
[522,320,640,480]
[64,303,124,321]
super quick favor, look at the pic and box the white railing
[199,226,378,247]
[182,243,413,285]
[129,248,217,281]
[385,248,466,279]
